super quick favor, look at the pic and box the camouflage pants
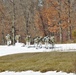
[7,40,11,46]
[45,41,49,49]
[26,41,30,47]
[34,42,38,49]
[38,42,42,48]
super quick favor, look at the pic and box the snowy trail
[0,43,76,56]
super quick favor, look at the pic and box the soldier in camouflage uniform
[25,35,31,47]
[5,34,11,46]
[34,36,39,49]
[38,36,43,48]
[49,36,55,48]
[43,36,50,49]
[15,35,20,43]
[34,36,43,49]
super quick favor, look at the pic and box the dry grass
[0,52,76,73]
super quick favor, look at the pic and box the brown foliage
[0,0,76,44]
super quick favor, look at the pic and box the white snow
[0,43,76,56]
[0,71,74,75]
[0,43,76,75]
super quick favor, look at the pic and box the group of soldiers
[5,34,20,46]
[5,34,55,49]
[25,35,55,49]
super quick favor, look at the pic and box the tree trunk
[59,26,63,43]
[58,0,63,43]
[67,0,71,41]
[12,0,16,45]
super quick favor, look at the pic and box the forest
[0,0,76,44]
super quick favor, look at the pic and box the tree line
[0,0,76,44]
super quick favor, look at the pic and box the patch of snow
[0,43,76,56]
[15,42,25,47]
[0,71,75,75]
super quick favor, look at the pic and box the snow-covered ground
[0,43,76,56]
[0,71,74,75]
[0,43,76,75]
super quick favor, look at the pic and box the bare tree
[0,1,6,44]
[67,0,71,41]
[37,0,49,36]
[57,0,63,43]
[20,0,31,36]
[1,17,5,44]
[10,0,16,45]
